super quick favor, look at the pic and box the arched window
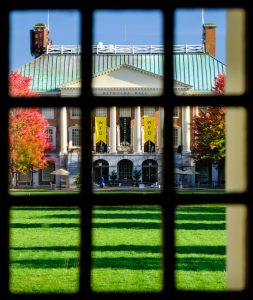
[118,159,133,180]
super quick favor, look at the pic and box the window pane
[72,128,81,147]
[9,10,81,97]
[71,108,81,118]
[174,106,226,192]
[91,206,163,292]
[9,207,81,293]
[175,204,227,291]
[174,104,248,194]
[174,8,246,96]
[42,108,54,119]
[173,9,227,96]
[9,107,81,193]
[92,107,164,193]
[175,204,248,291]
[92,10,164,96]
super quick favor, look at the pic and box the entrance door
[93,159,109,184]
[142,159,158,183]
[118,159,133,185]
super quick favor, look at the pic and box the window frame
[70,107,81,119]
[46,125,56,147]
[1,2,251,300]
[41,107,54,119]
[69,125,81,148]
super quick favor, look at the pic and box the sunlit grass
[91,206,163,292]
[9,205,226,293]
[9,207,80,293]
[175,205,227,290]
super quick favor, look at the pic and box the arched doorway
[93,159,109,184]
[118,159,133,185]
[142,159,158,183]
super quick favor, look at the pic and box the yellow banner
[95,117,107,144]
[144,116,155,144]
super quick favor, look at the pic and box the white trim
[93,87,162,97]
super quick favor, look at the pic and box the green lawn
[9,205,226,293]
[9,189,80,196]
[175,205,226,290]
[91,206,163,292]
[9,207,81,293]
[94,189,161,194]
[176,189,225,194]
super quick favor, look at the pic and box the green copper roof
[173,54,226,92]
[18,54,81,92]
[17,53,225,93]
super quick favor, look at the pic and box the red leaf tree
[9,72,51,184]
[211,73,225,95]
[191,106,226,163]
[9,71,39,97]
[9,108,50,174]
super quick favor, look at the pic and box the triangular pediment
[92,64,163,89]
[58,65,192,97]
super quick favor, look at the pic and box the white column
[159,106,164,152]
[182,106,191,154]
[60,107,68,155]
[135,106,141,153]
[110,106,117,153]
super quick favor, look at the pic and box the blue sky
[9,10,81,71]
[10,9,226,71]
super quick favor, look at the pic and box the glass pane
[9,207,81,293]
[174,8,246,96]
[9,10,81,97]
[174,105,248,194]
[174,106,226,193]
[174,8,227,96]
[175,204,227,290]
[8,107,81,194]
[92,106,164,194]
[92,10,164,96]
[91,205,163,292]
[175,204,247,291]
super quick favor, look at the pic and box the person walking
[100,176,105,188]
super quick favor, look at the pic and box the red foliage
[212,73,225,95]
[9,108,51,173]
[9,71,39,97]
[191,106,225,162]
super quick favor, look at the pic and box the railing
[173,44,205,53]
[92,44,164,54]
[46,44,205,55]
[46,45,81,54]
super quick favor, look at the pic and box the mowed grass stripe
[10,207,81,293]
[10,205,226,293]
[91,206,163,292]
[175,205,226,291]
